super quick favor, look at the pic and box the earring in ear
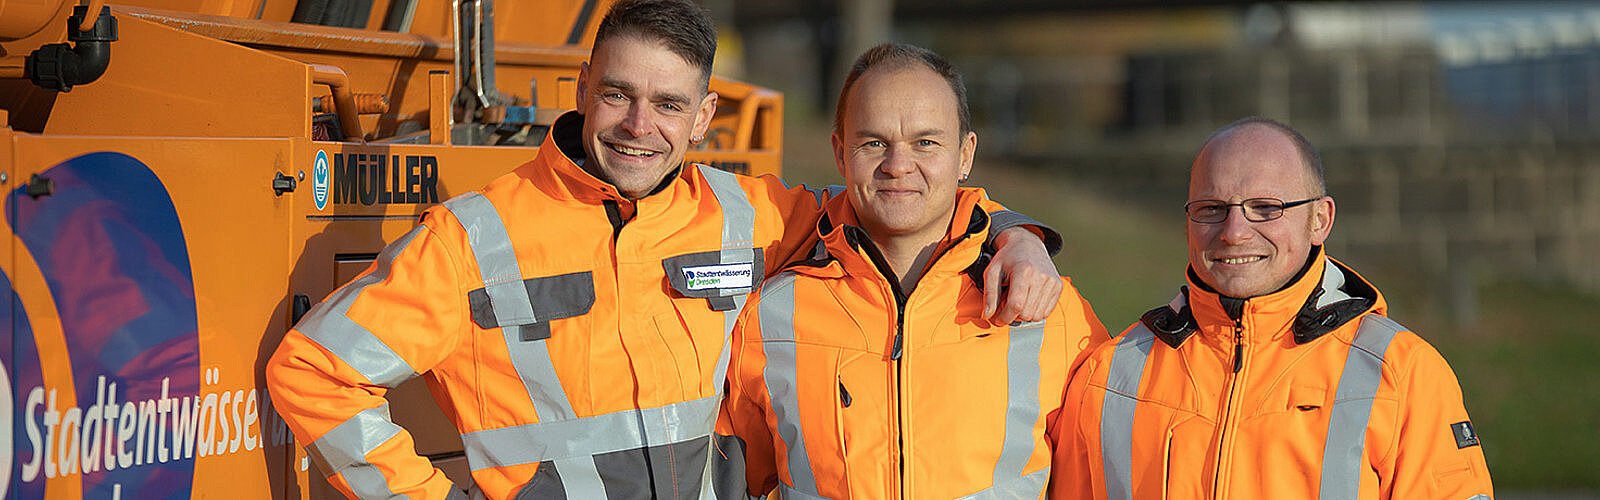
[959,173,969,183]
[692,135,703,144]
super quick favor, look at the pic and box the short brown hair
[593,0,717,85]
[834,42,971,134]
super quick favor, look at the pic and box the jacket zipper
[1213,316,1246,499]
[890,298,907,499]
[844,220,978,499]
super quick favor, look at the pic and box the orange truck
[0,0,782,498]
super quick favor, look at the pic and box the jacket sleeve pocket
[467,271,595,341]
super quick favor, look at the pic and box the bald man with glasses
[1051,117,1494,499]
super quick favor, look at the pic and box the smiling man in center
[721,42,1109,499]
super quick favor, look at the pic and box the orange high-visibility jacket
[1052,249,1494,499]
[266,112,1055,500]
[723,189,1108,500]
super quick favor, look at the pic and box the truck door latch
[26,174,54,199]
[273,172,297,195]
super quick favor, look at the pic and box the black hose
[25,6,117,92]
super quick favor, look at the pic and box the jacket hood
[1140,247,1388,348]
[786,187,992,289]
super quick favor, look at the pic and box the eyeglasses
[1184,197,1321,224]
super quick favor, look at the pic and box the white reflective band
[339,465,412,500]
[1101,325,1157,500]
[1318,314,1401,499]
[700,164,757,395]
[553,456,607,498]
[306,404,412,500]
[297,227,425,388]
[955,467,1050,500]
[445,192,537,325]
[700,163,759,497]
[993,320,1046,486]
[460,394,720,470]
[698,165,756,250]
[714,294,745,393]
[502,329,577,421]
[756,273,820,494]
[443,192,577,422]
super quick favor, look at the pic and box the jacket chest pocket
[467,271,596,341]
[623,249,765,402]
[662,248,765,311]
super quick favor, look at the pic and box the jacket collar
[788,188,991,293]
[522,111,684,204]
[1140,247,1385,348]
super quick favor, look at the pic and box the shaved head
[1199,117,1325,197]
[1186,118,1336,298]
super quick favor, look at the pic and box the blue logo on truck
[313,150,330,210]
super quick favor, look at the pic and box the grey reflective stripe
[460,394,721,470]
[552,457,607,498]
[956,466,1050,500]
[444,192,537,325]
[714,294,746,391]
[700,164,758,396]
[297,227,425,388]
[994,320,1045,485]
[306,404,412,500]
[757,273,819,494]
[1101,324,1157,500]
[446,488,468,500]
[1314,257,1354,308]
[502,329,576,421]
[1318,315,1402,500]
[701,164,759,498]
[443,192,577,422]
[1464,496,1490,500]
[698,165,756,250]
[339,466,411,500]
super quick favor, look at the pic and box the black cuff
[986,210,1063,256]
